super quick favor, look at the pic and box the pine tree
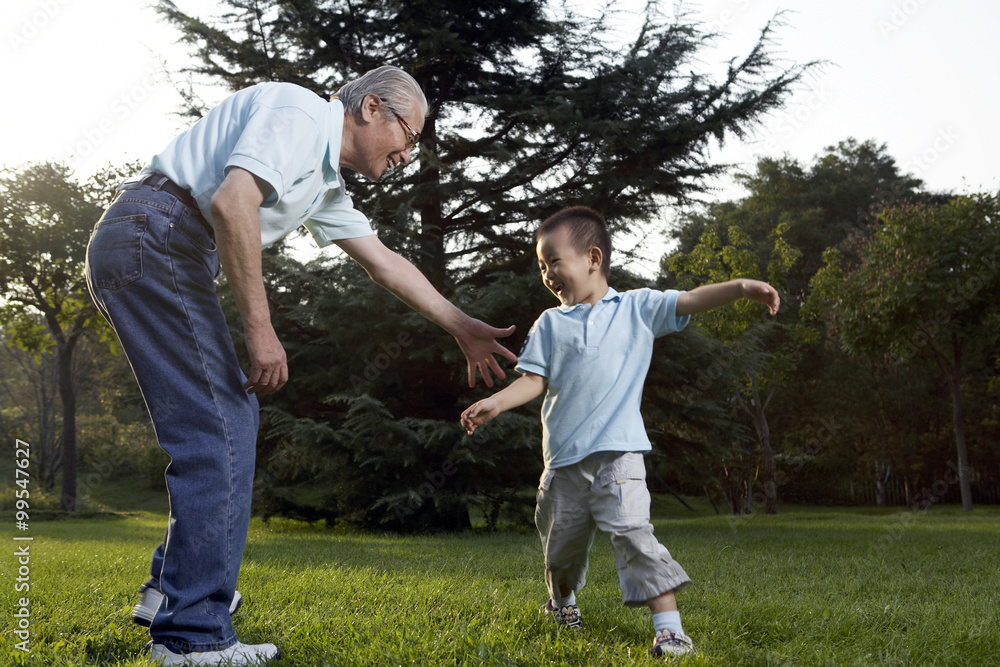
[157,0,816,528]
[158,0,814,286]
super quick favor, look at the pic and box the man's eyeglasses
[383,102,421,152]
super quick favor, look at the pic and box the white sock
[553,591,576,608]
[652,610,683,635]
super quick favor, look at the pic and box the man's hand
[334,235,518,387]
[210,167,287,396]
[243,321,288,396]
[454,320,517,388]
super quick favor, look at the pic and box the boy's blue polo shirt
[148,81,374,248]
[515,287,689,469]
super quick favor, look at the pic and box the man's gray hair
[333,65,427,118]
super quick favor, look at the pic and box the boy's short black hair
[537,206,612,278]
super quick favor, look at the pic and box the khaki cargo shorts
[535,451,690,606]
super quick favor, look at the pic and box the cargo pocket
[539,468,557,491]
[598,453,648,517]
[536,467,557,505]
[87,214,148,290]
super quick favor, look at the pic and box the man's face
[536,225,603,307]
[359,99,425,181]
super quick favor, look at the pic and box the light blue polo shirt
[515,287,689,469]
[148,81,374,248]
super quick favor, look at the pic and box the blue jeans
[85,181,258,653]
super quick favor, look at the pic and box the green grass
[2,485,998,666]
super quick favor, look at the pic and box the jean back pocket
[87,214,147,290]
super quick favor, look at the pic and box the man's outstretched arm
[336,234,517,387]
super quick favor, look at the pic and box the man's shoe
[133,588,243,627]
[540,599,583,629]
[149,641,280,666]
[650,629,694,657]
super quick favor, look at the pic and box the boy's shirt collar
[556,286,620,312]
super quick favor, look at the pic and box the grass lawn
[1,482,998,666]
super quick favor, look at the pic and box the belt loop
[150,174,168,192]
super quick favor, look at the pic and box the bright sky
[3,1,997,226]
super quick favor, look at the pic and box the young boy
[460,206,780,657]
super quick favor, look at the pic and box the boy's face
[536,225,606,306]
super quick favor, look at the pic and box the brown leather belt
[117,172,215,239]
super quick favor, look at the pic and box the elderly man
[85,66,515,666]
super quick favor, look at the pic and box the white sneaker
[650,628,694,657]
[149,641,281,665]
[133,588,243,627]
[540,599,583,630]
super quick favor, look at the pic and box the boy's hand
[454,320,517,388]
[742,279,781,316]
[461,398,502,435]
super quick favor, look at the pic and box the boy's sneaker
[540,599,583,630]
[133,587,243,627]
[148,641,280,665]
[650,629,694,657]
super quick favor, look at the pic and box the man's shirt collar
[325,99,345,186]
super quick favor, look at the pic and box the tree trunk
[742,452,754,515]
[38,362,59,491]
[417,117,449,293]
[947,334,974,512]
[722,455,746,515]
[757,406,777,515]
[57,338,77,512]
[746,376,778,514]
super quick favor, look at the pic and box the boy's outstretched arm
[461,372,546,435]
[676,279,780,317]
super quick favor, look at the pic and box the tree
[0,162,123,510]
[628,271,750,513]
[662,220,800,514]
[670,139,933,310]
[244,250,545,529]
[157,0,815,285]
[663,140,961,511]
[154,0,818,527]
[0,334,60,489]
[809,194,1000,511]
